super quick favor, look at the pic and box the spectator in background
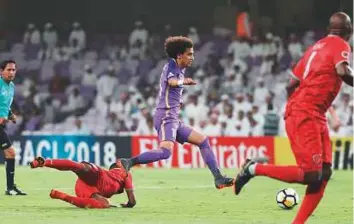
[129,21,148,48]
[260,55,275,76]
[263,104,280,136]
[38,42,56,60]
[135,115,155,136]
[69,22,86,51]
[253,77,270,105]
[228,36,251,59]
[223,65,244,94]
[184,94,208,125]
[81,64,97,86]
[96,66,119,107]
[233,92,252,115]
[302,30,316,50]
[247,111,263,136]
[105,112,120,135]
[42,22,58,51]
[69,117,91,135]
[220,104,235,128]
[216,94,230,115]
[250,36,264,58]
[187,27,200,46]
[220,53,236,77]
[226,110,249,136]
[23,23,41,46]
[69,39,83,59]
[53,43,72,62]
[336,93,351,122]
[61,87,85,113]
[288,33,303,61]
[43,97,56,124]
[111,92,133,122]
[49,74,70,94]
[203,113,221,136]
[263,33,277,57]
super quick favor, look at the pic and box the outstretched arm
[120,173,136,208]
[336,62,353,87]
[168,78,197,87]
[328,106,341,131]
[120,190,136,208]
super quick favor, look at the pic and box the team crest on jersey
[312,154,322,165]
[341,51,349,59]
[1,89,7,96]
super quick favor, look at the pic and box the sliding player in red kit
[30,157,136,209]
[234,12,353,224]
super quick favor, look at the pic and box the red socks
[62,196,109,209]
[50,190,109,209]
[255,164,304,183]
[255,164,328,223]
[44,159,85,172]
[292,181,328,224]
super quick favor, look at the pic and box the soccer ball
[276,188,300,209]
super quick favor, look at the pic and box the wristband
[177,79,184,87]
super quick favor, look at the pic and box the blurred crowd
[0,21,352,137]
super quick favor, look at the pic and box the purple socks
[198,138,221,178]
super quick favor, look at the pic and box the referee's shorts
[0,125,12,150]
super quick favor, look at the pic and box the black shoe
[234,159,255,195]
[5,185,27,196]
[215,175,235,189]
[119,158,133,171]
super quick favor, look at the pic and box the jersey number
[303,51,317,79]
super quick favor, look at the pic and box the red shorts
[285,112,332,172]
[75,163,101,198]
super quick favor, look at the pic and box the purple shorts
[154,109,193,144]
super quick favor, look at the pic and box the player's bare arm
[168,77,197,87]
[336,62,353,86]
[286,77,300,97]
[328,106,341,131]
[121,189,136,208]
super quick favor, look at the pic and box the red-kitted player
[30,157,136,209]
[234,12,353,224]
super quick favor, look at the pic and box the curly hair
[164,36,193,59]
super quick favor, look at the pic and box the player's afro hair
[0,60,16,70]
[164,36,193,59]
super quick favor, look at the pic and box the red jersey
[286,35,351,120]
[76,163,134,199]
[97,168,134,198]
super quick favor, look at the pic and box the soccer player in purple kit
[121,36,234,189]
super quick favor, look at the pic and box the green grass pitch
[0,166,352,224]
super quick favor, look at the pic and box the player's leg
[176,123,234,189]
[292,124,333,224]
[50,190,110,209]
[120,120,177,170]
[30,157,88,173]
[1,126,26,195]
[50,177,110,209]
[234,115,323,195]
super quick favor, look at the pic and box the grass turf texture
[0,167,352,224]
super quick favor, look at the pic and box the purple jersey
[156,59,185,116]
